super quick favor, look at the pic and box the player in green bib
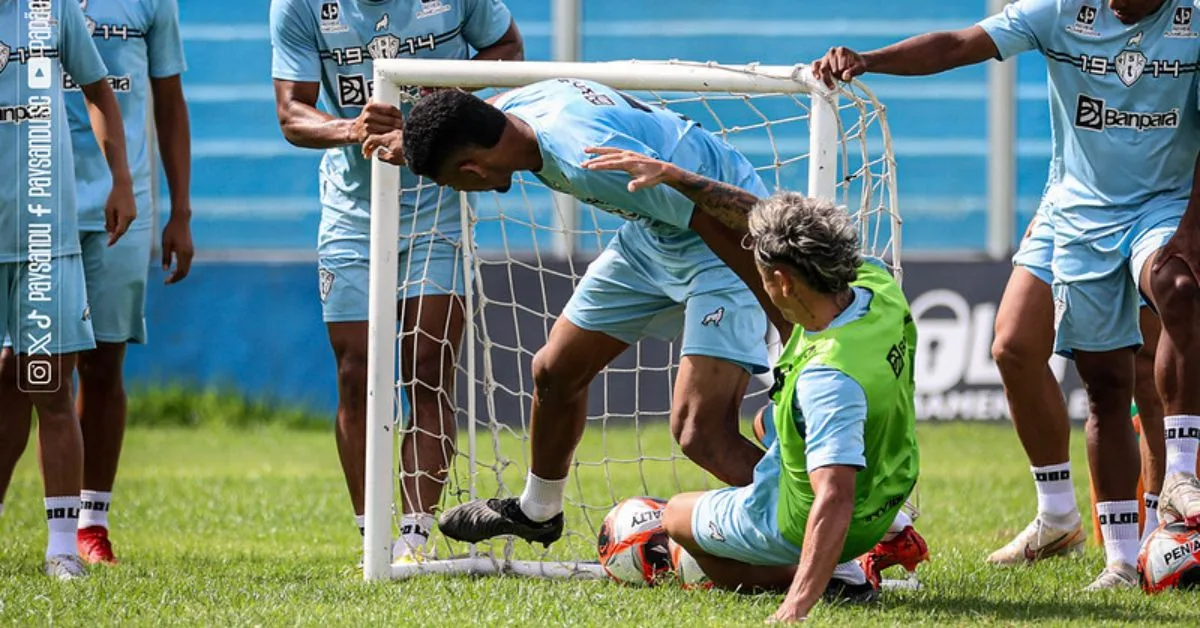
[582,147,925,622]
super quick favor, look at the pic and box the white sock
[397,513,435,555]
[882,510,913,541]
[1164,415,1200,476]
[355,514,365,536]
[45,496,80,559]
[1096,500,1140,567]
[831,560,866,585]
[1141,493,1160,545]
[518,472,567,523]
[1031,462,1078,521]
[78,490,111,530]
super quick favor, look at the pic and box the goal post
[364,59,901,583]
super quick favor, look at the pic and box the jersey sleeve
[976,0,1059,59]
[462,0,514,50]
[794,367,868,472]
[147,0,187,78]
[270,0,321,82]
[566,132,696,230]
[58,0,108,87]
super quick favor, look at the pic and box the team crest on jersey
[1116,33,1148,86]
[319,1,349,33]
[417,0,452,19]
[1168,6,1199,38]
[375,13,390,32]
[1068,4,1100,36]
[0,41,9,75]
[367,34,401,59]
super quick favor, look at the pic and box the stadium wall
[126,259,1088,422]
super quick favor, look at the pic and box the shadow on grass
[885,591,1191,623]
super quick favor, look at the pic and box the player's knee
[409,344,452,395]
[1077,365,1133,416]
[1152,267,1200,324]
[531,347,584,403]
[335,352,369,413]
[991,329,1044,374]
[77,344,125,392]
[663,497,691,540]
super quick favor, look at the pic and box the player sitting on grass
[812,0,1200,589]
[393,80,790,544]
[0,0,136,580]
[580,148,924,622]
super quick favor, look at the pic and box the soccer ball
[668,538,713,590]
[597,496,672,586]
[1137,521,1200,593]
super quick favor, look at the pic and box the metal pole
[986,0,1016,259]
[551,0,580,259]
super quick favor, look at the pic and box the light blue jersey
[496,78,771,373]
[979,0,1200,239]
[692,285,880,566]
[270,0,512,234]
[66,0,186,233]
[0,0,108,262]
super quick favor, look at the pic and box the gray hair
[746,192,861,294]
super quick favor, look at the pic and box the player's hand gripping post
[809,47,868,88]
[356,101,406,165]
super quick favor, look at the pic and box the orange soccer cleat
[77,526,118,565]
[858,526,929,586]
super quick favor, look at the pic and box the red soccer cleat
[77,526,118,565]
[858,526,928,586]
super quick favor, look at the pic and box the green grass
[1,420,1198,627]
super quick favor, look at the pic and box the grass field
[1,417,1198,627]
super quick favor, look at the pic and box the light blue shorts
[80,229,150,344]
[562,223,769,374]
[1050,198,1182,357]
[692,445,801,566]
[0,255,95,355]
[317,194,465,324]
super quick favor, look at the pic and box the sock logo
[1097,511,1138,526]
[1034,470,1071,482]
[46,507,80,520]
[80,499,110,512]
[1165,426,1200,439]
[400,523,430,537]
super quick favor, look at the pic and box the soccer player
[269,0,524,560]
[397,81,791,546]
[0,0,193,566]
[812,0,1200,588]
[580,148,924,622]
[0,0,136,579]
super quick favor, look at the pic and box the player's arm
[811,0,1055,87]
[148,0,193,283]
[770,368,868,622]
[61,0,135,244]
[582,146,760,232]
[772,465,857,622]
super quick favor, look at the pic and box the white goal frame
[364,59,902,584]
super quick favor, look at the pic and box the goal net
[363,60,901,582]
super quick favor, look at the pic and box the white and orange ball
[597,497,672,586]
[668,537,713,590]
[1138,521,1200,593]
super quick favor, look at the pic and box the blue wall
[127,1,1056,410]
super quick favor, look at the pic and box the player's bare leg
[1133,308,1167,539]
[74,341,127,564]
[987,268,1084,565]
[1146,253,1200,527]
[438,318,627,545]
[396,293,465,558]
[17,353,89,580]
[663,492,795,592]
[0,348,33,507]
[328,320,372,530]
[671,355,760,487]
[1075,349,1141,590]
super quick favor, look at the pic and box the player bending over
[395,80,790,544]
[813,0,1200,588]
[579,148,921,621]
[0,0,193,566]
[269,0,523,560]
[0,0,135,580]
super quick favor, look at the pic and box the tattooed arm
[581,146,761,233]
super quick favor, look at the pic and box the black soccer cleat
[438,498,564,547]
[823,576,880,605]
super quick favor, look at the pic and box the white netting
[368,61,900,579]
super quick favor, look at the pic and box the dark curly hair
[402,90,508,178]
